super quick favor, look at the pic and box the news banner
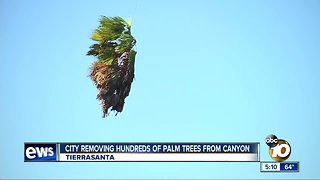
[24,134,299,173]
[24,143,259,162]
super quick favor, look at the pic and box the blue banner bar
[59,143,259,153]
[280,162,299,171]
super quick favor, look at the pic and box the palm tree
[87,16,137,118]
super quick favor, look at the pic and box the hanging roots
[89,52,134,117]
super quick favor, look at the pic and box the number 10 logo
[266,134,291,162]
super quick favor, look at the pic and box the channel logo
[265,134,291,162]
[24,143,57,161]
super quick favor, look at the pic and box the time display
[261,162,280,171]
[260,162,299,172]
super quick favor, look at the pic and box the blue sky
[1,0,320,179]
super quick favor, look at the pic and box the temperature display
[261,162,299,172]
